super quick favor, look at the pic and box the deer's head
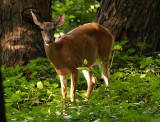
[31,11,65,45]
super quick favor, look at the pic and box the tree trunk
[0,0,51,67]
[96,0,160,52]
[0,71,6,122]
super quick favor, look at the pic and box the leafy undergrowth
[1,42,160,121]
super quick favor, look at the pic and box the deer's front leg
[70,70,78,102]
[60,75,67,106]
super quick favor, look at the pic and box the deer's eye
[40,28,44,31]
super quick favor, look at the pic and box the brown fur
[31,11,114,106]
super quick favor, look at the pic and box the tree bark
[0,71,6,122]
[96,0,160,52]
[0,0,51,67]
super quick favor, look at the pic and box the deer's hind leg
[82,70,97,99]
[101,64,110,86]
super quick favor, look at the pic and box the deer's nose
[45,39,51,44]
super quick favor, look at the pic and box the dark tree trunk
[0,0,51,67]
[96,0,160,52]
[0,71,6,122]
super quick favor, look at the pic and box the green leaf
[69,15,76,19]
[140,57,154,69]
[77,67,91,71]
[32,71,38,77]
[140,74,146,79]
[52,83,59,89]
[32,106,42,113]
[11,93,21,102]
[70,112,77,119]
[3,77,17,86]
[47,90,52,94]
[114,72,124,79]
[37,81,43,89]
[4,88,14,97]
[114,44,122,51]
[128,48,136,53]
[22,108,30,113]
[96,58,102,62]
[155,58,160,65]
[16,90,21,94]
[44,81,50,87]
[121,40,128,45]
[84,59,88,65]
[5,103,12,108]
[55,111,61,115]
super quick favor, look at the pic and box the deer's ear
[55,13,65,26]
[31,11,41,26]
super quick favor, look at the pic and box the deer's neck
[44,42,59,68]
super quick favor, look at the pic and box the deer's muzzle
[45,39,51,44]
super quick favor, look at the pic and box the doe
[31,11,114,105]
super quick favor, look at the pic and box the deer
[31,11,114,106]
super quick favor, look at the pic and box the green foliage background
[52,0,99,36]
[1,0,160,121]
[2,41,160,121]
